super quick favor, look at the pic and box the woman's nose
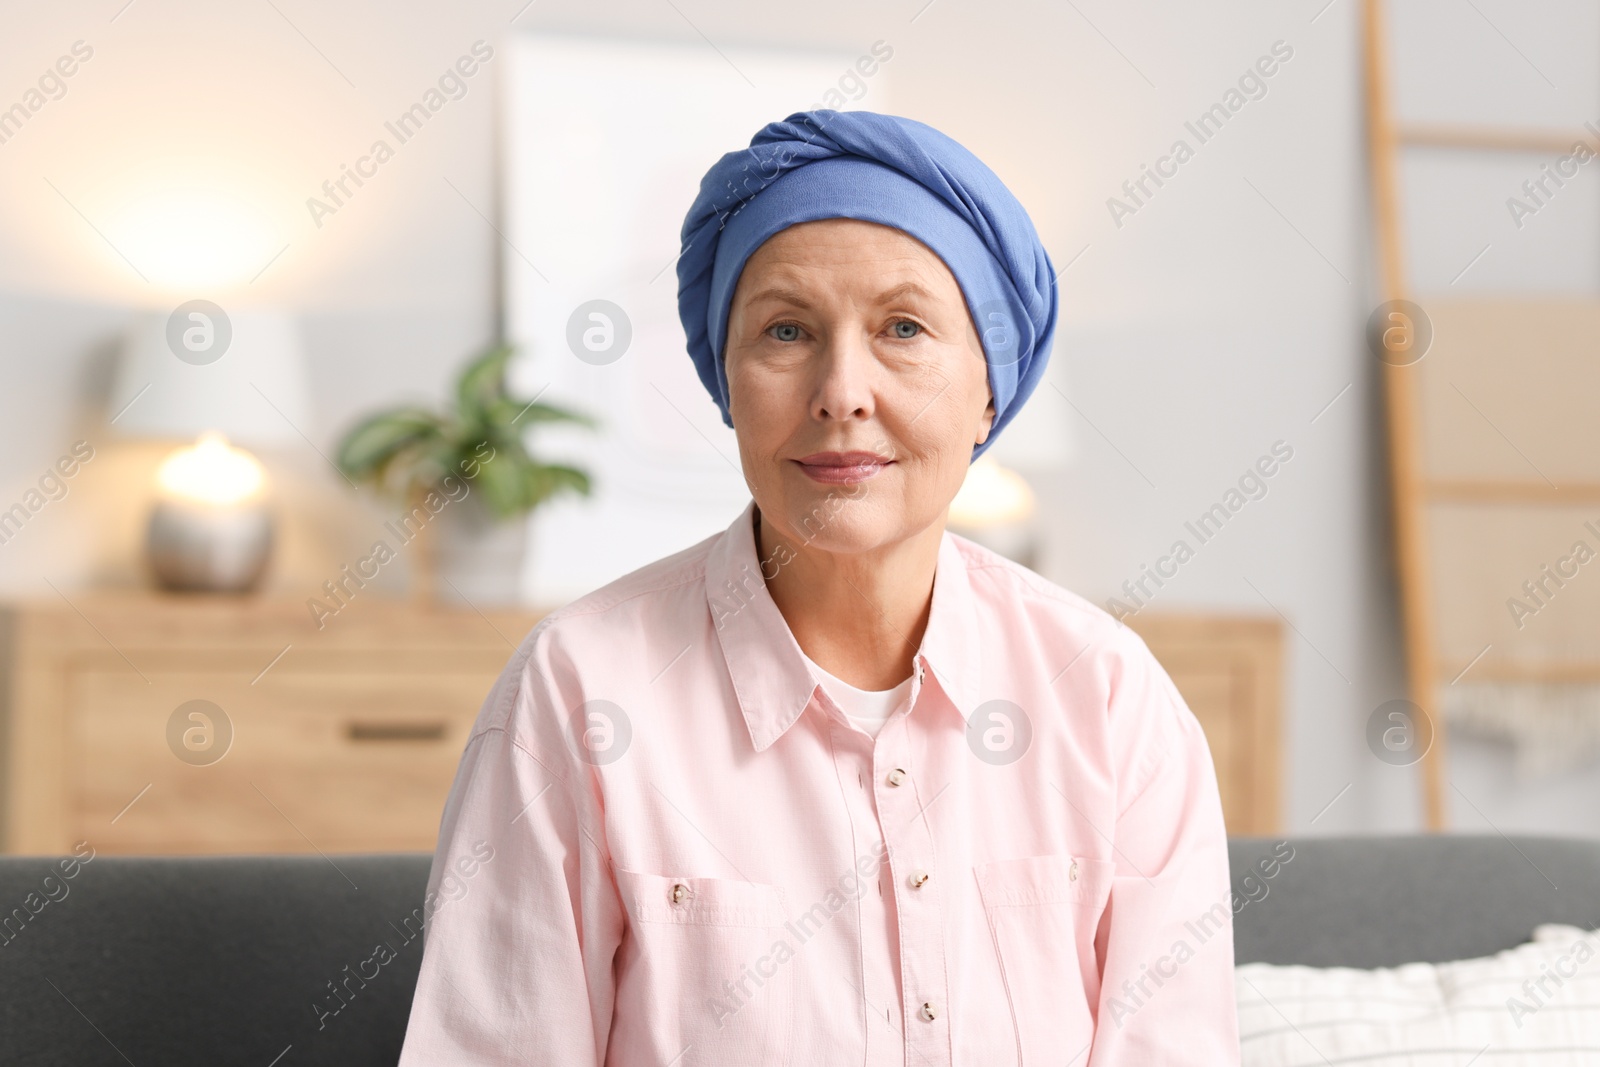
[812,331,876,422]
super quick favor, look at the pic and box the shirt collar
[706,499,983,753]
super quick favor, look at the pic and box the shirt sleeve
[397,643,626,1065]
[1084,637,1242,1065]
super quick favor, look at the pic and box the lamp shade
[109,307,311,447]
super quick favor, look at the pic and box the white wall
[1,0,1595,837]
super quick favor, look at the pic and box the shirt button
[920,1000,938,1021]
[886,768,907,787]
[670,882,690,904]
[1069,860,1079,882]
[909,869,930,889]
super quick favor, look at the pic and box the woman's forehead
[754,217,934,260]
[737,220,960,300]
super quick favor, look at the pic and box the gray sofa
[1,836,1597,1065]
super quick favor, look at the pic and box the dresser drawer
[1124,614,1284,834]
[72,670,493,854]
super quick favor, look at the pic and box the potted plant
[335,341,594,606]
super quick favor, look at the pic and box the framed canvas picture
[501,32,892,603]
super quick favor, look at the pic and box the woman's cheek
[735,366,803,431]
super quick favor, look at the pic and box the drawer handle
[345,721,448,742]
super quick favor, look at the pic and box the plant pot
[429,489,530,608]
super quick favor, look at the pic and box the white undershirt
[800,650,912,738]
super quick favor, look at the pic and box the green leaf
[502,398,599,430]
[455,343,515,425]
[336,408,445,480]
[336,338,598,523]
[534,463,592,501]
[471,438,532,520]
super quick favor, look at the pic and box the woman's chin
[764,495,932,557]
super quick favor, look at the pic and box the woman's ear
[974,393,996,446]
[721,339,736,427]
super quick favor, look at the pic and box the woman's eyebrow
[744,281,938,310]
[744,286,813,309]
[873,281,937,305]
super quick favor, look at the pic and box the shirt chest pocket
[973,853,1115,1063]
[613,868,793,1065]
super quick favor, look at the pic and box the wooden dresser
[0,593,1282,854]
[1125,613,1285,835]
[0,591,543,856]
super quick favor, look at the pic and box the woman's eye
[890,319,922,339]
[770,322,802,342]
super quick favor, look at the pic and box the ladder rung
[1398,123,1600,154]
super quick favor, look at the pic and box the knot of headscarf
[676,109,1059,461]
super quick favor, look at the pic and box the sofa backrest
[2,837,1597,1063]
[0,852,430,1067]
[1230,835,1600,967]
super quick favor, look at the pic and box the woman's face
[724,218,994,555]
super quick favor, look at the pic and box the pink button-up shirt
[398,500,1240,1065]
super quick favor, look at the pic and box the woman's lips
[793,451,892,485]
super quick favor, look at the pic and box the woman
[398,109,1239,1065]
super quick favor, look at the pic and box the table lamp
[945,367,1073,569]
[108,307,310,593]
[948,453,1040,567]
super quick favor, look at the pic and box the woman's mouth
[793,451,893,485]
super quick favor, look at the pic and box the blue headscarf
[676,109,1059,461]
